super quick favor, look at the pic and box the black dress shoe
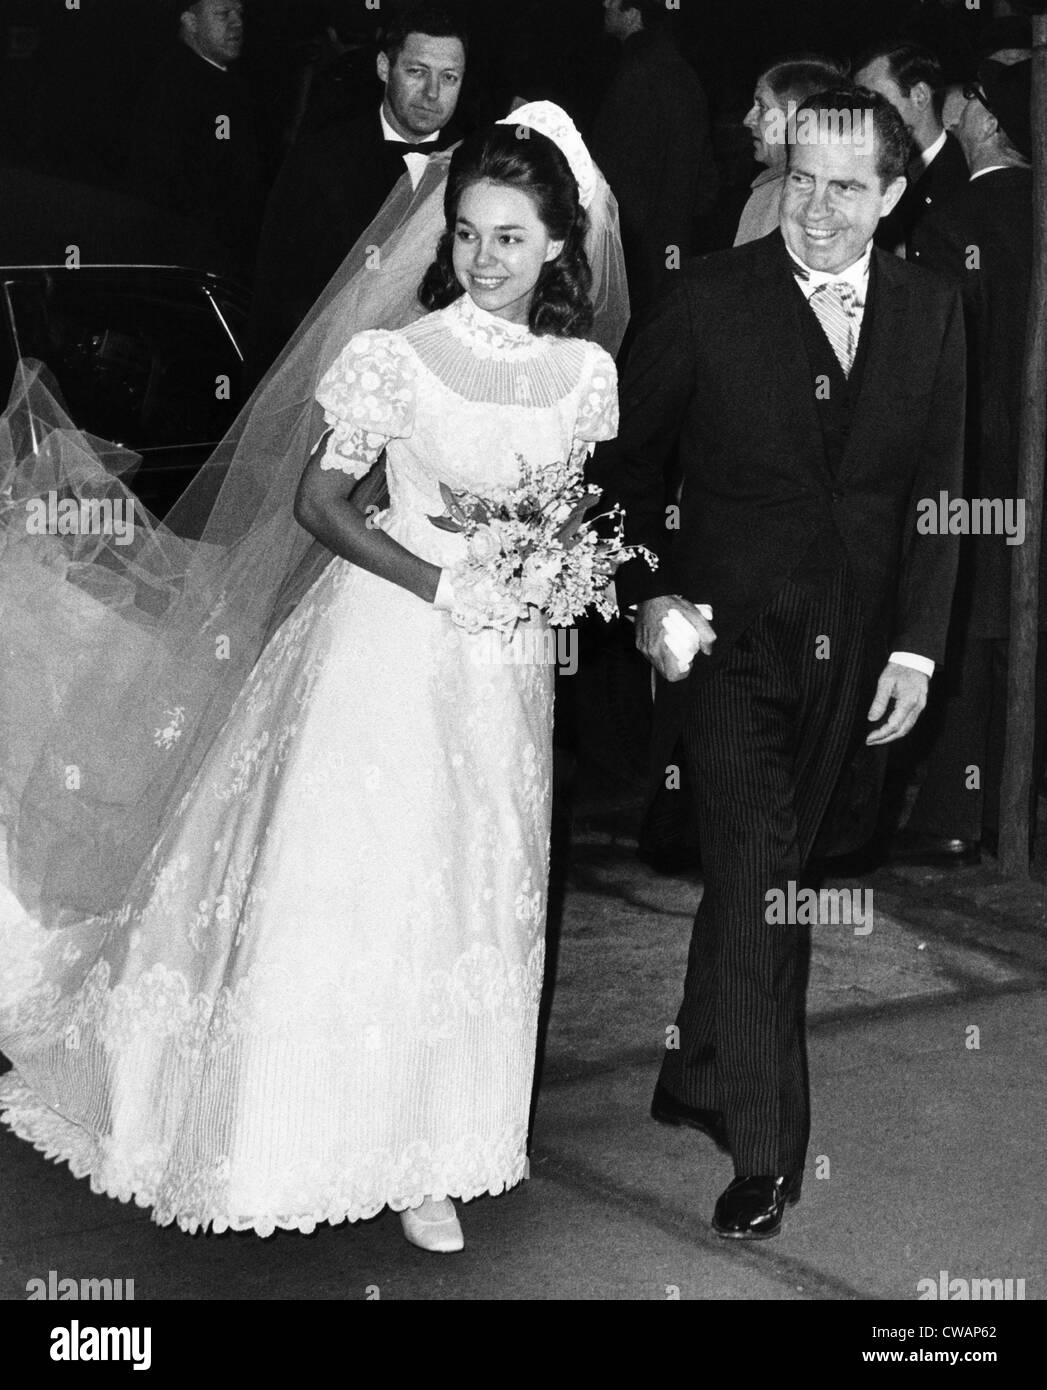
[890,830,981,867]
[650,1082,730,1153]
[712,1172,802,1240]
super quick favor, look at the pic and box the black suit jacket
[593,228,965,700]
[875,131,969,258]
[247,111,458,378]
[125,45,264,275]
[593,233,966,853]
[591,27,718,315]
[911,166,1042,639]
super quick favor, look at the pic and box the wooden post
[999,8,1047,878]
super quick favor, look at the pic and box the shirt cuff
[890,651,935,678]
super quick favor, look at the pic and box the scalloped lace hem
[0,1077,527,1238]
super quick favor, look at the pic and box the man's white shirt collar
[970,164,1012,182]
[920,129,948,170]
[189,47,227,71]
[380,108,439,189]
[788,238,873,300]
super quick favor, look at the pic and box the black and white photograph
[0,0,1044,1343]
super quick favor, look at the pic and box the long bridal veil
[0,124,629,974]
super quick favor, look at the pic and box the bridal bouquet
[429,456,656,635]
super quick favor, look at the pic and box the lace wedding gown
[0,293,618,1235]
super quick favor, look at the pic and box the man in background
[898,59,1041,867]
[593,0,718,317]
[854,39,969,257]
[247,1,467,382]
[126,0,264,278]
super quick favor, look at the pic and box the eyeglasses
[962,82,992,112]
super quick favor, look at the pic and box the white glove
[662,605,713,672]
[433,569,456,611]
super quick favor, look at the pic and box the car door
[0,266,248,520]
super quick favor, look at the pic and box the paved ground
[2,767,1044,1302]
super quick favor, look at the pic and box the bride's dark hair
[419,125,594,339]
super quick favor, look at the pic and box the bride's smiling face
[452,180,565,326]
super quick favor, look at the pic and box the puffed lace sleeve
[314,330,417,478]
[572,345,619,457]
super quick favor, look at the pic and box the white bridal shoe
[399,1197,465,1253]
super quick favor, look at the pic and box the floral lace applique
[315,330,416,476]
[443,293,549,362]
[569,347,619,468]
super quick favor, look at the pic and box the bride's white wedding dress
[0,292,617,1235]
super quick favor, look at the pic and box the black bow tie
[386,140,437,158]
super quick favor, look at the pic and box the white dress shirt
[969,164,1012,183]
[380,107,439,190]
[790,240,872,324]
[190,48,228,72]
[919,128,948,171]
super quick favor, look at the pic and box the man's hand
[866,662,929,746]
[636,595,716,683]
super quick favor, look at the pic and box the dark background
[0,0,993,197]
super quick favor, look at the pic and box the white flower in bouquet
[451,565,521,635]
[467,523,503,565]
[429,458,656,636]
[519,552,564,608]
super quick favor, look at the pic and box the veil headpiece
[0,104,628,940]
[496,101,598,210]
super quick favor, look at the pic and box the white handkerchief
[662,606,713,670]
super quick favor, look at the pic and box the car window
[3,272,244,453]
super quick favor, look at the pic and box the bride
[0,105,626,1252]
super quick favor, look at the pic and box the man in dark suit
[854,40,970,257]
[593,0,718,317]
[246,2,467,381]
[899,59,1042,865]
[125,0,264,278]
[593,89,965,1238]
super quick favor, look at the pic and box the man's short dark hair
[624,0,673,28]
[789,87,912,188]
[853,39,946,119]
[380,2,469,60]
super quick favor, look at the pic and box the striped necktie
[807,282,860,377]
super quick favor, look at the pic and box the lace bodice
[314,296,618,563]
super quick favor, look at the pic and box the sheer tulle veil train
[0,104,628,1040]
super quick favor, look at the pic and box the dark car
[1,262,249,519]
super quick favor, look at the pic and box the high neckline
[454,291,533,338]
[441,292,551,362]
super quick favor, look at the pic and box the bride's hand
[636,595,716,683]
